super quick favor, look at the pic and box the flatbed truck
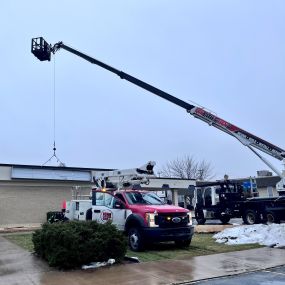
[192,180,285,224]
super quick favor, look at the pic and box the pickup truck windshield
[125,192,164,205]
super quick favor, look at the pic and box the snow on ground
[213,224,285,247]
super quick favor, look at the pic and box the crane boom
[31,37,285,192]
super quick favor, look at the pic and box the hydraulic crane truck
[31,37,285,225]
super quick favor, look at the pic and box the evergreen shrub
[32,221,127,269]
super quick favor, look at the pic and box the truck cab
[193,180,248,224]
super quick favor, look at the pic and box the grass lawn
[3,232,261,262]
[127,234,261,262]
[4,232,35,252]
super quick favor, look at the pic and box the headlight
[145,213,158,227]
[187,212,192,225]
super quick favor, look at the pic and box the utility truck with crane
[64,161,194,251]
[31,37,285,225]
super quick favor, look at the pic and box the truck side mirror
[114,201,125,209]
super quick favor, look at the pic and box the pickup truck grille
[155,213,189,228]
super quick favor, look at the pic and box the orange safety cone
[62,200,66,212]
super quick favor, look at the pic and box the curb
[0,224,41,234]
[0,223,241,234]
[195,224,239,233]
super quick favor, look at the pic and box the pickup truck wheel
[220,216,231,224]
[265,211,280,224]
[175,238,192,248]
[128,227,144,252]
[243,210,260,225]
[195,209,206,225]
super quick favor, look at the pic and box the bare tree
[160,155,214,181]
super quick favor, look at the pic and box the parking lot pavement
[182,265,285,285]
[1,235,285,285]
[192,218,244,226]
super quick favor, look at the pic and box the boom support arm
[55,42,195,111]
[31,37,285,185]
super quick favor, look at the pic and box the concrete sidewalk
[0,235,285,285]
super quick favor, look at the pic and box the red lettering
[195,107,205,115]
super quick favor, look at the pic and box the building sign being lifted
[11,167,91,182]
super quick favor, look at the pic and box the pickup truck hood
[129,204,188,213]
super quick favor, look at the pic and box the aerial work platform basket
[31,37,51,61]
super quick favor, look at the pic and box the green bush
[32,221,127,269]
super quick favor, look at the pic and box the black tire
[175,238,192,248]
[195,209,206,225]
[265,211,280,224]
[243,210,260,225]
[128,227,144,252]
[220,216,231,224]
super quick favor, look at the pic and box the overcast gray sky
[1,0,284,179]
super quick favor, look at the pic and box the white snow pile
[82,258,115,270]
[213,224,285,248]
